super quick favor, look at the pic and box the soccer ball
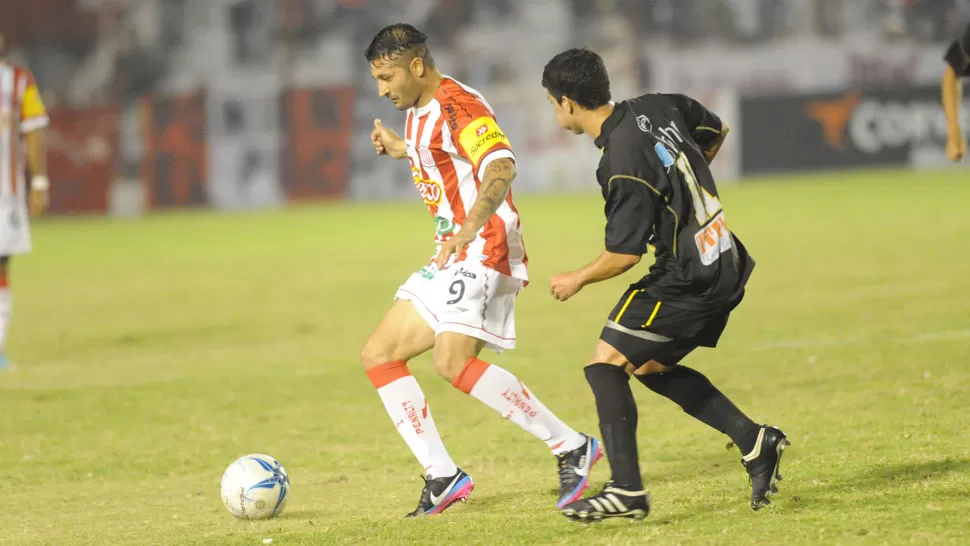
[221,454,291,520]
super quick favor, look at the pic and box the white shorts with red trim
[395,261,521,353]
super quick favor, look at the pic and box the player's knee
[432,355,464,383]
[359,341,391,371]
[432,345,470,383]
[432,333,482,383]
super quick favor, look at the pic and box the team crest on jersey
[412,167,443,206]
[636,115,652,133]
[418,146,436,168]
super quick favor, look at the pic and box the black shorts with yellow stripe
[599,285,745,368]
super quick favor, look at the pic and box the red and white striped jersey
[0,62,48,199]
[405,76,528,282]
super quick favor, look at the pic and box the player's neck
[416,70,444,109]
[583,102,616,141]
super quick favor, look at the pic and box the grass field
[1,168,968,545]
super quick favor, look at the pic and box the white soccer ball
[221,454,291,520]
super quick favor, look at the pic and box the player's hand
[945,135,967,162]
[371,118,406,159]
[28,188,49,218]
[550,271,584,302]
[435,231,475,270]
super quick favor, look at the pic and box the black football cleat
[555,434,604,508]
[560,482,650,522]
[742,425,790,511]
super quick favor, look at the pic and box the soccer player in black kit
[540,48,789,521]
[942,21,970,162]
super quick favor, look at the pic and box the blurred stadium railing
[1,0,966,216]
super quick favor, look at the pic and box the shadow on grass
[557,456,970,523]
[763,457,970,514]
[277,509,328,521]
[843,457,970,487]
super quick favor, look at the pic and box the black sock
[636,366,761,454]
[585,363,643,490]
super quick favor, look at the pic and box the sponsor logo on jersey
[412,167,443,205]
[434,216,456,237]
[459,116,510,165]
[655,120,687,154]
[694,211,732,266]
[654,142,675,168]
[442,103,460,132]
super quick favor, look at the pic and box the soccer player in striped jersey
[0,34,50,370]
[360,24,602,517]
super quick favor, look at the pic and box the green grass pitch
[1,168,968,545]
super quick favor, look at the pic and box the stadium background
[1,1,969,545]
[2,0,967,215]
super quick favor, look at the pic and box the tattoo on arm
[464,158,516,232]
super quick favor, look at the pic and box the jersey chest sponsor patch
[411,166,443,206]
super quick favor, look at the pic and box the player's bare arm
[941,66,966,161]
[702,123,730,164]
[435,157,516,268]
[371,118,407,159]
[25,127,48,217]
[549,251,640,302]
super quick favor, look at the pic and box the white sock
[0,287,11,352]
[367,361,458,479]
[454,358,586,455]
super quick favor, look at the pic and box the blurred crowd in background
[1,0,965,213]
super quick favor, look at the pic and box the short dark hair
[364,23,434,68]
[542,48,611,110]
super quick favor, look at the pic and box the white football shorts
[395,260,521,353]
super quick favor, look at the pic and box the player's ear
[562,96,576,115]
[410,55,425,78]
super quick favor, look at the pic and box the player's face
[370,58,421,111]
[546,92,583,135]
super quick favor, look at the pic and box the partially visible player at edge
[0,34,50,371]
[540,49,789,521]
[941,21,970,161]
[361,24,601,517]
